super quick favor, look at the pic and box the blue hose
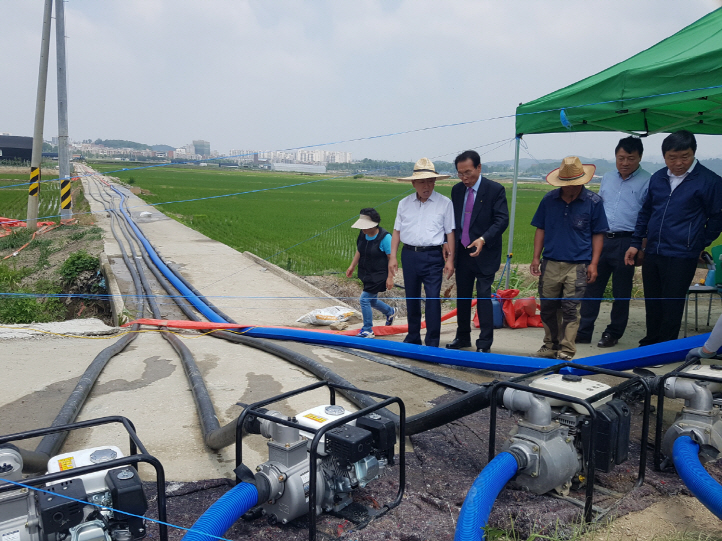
[236,325,707,374]
[454,452,519,541]
[111,186,227,324]
[182,482,259,541]
[673,436,722,520]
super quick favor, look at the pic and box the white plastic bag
[296,306,358,326]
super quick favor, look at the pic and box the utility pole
[27,0,54,231]
[56,0,71,219]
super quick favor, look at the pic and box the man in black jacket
[446,150,509,352]
[624,130,722,345]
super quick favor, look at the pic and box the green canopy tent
[504,8,722,286]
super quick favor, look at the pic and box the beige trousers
[538,259,588,357]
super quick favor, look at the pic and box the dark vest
[357,227,389,293]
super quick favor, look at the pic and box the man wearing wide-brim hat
[529,156,608,361]
[388,158,455,347]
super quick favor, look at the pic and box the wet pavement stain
[230,373,290,459]
[196,353,219,379]
[0,376,81,448]
[92,356,176,396]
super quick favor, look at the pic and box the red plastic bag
[496,289,544,328]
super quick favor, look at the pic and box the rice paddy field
[90,164,555,275]
[0,170,62,223]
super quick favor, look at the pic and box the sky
[2,0,722,164]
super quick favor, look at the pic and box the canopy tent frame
[503,8,722,287]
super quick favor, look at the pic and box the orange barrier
[1,219,78,257]
[0,216,57,231]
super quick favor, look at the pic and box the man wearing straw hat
[530,156,608,361]
[389,158,455,347]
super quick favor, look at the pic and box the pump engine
[0,446,148,541]
[500,373,631,496]
[237,404,397,525]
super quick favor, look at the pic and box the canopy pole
[505,135,521,289]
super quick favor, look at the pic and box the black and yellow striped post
[60,175,72,218]
[27,166,41,230]
[29,167,40,197]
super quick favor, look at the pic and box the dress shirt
[598,167,651,232]
[394,190,455,246]
[668,159,698,193]
[460,178,481,230]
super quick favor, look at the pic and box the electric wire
[6,79,722,191]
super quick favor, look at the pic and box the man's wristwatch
[479,237,485,245]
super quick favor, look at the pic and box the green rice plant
[85,166,579,274]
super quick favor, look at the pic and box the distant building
[229,147,351,166]
[0,135,33,161]
[271,163,326,174]
[193,140,210,157]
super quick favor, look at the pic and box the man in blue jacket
[625,130,722,346]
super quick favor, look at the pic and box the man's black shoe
[597,332,618,348]
[446,338,472,350]
[576,336,592,344]
[477,347,491,353]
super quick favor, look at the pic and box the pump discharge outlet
[501,374,631,496]
[237,404,397,526]
[661,368,722,463]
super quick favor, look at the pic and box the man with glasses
[445,150,508,352]
[625,130,722,346]
[389,158,455,347]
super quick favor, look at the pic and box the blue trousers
[360,291,394,332]
[401,248,444,347]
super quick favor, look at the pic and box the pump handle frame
[0,416,168,541]
[235,381,405,541]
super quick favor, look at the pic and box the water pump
[0,446,148,541]
[234,381,405,540]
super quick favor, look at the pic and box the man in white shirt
[389,158,455,347]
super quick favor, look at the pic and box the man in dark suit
[446,150,509,352]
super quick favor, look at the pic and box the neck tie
[461,187,474,247]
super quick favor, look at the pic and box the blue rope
[0,291,684,302]
[6,172,359,224]
[0,477,234,541]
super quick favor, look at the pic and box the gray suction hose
[110,189,239,450]
[18,181,147,471]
